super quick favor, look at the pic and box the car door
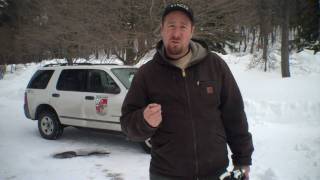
[108,67,137,120]
[50,69,88,127]
[83,69,122,131]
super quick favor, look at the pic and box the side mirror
[110,86,121,94]
[107,82,121,94]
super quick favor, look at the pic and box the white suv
[24,63,151,152]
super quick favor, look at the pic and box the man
[120,2,254,180]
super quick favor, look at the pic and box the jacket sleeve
[218,58,254,166]
[120,68,157,141]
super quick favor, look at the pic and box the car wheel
[38,110,63,140]
[140,138,152,154]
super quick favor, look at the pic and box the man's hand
[234,166,250,180]
[143,103,162,128]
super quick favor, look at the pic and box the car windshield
[111,68,137,89]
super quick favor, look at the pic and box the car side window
[56,69,87,91]
[88,69,120,94]
[111,68,137,89]
[27,70,54,89]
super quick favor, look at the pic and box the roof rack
[43,63,68,67]
[43,63,119,67]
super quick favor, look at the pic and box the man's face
[161,11,194,59]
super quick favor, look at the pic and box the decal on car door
[95,96,108,115]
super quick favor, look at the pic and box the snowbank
[0,49,319,180]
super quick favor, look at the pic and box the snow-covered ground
[0,50,320,180]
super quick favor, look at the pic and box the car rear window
[111,68,137,89]
[27,70,54,89]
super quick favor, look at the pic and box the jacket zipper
[182,69,186,77]
[182,69,199,177]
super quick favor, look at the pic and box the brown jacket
[120,40,254,179]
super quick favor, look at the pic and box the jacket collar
[155,39,209,68]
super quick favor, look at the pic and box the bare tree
[1,0,317,73]
[281,0,290,77]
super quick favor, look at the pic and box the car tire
[140,138,152,154]
[38,110,63,140]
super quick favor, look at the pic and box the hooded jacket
[120,39,254,179]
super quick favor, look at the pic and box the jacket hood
[155,39,209,67]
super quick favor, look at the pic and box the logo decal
[206,86,214,94]
[95,96,108,115]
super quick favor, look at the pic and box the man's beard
[166,43,184,56]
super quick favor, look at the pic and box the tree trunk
[281,0,290,77]
[250,27,256,54]
[66,55,73,65]
[66,45,78,65]
[121,48,125,60]
[271,27,276,45]
[0,65,6,80]
[106,48,110,59]
[263,33,268,72]
[95,49,99,59]
[243,28,247,52]
[125,46,135,65]
[258,29,262,51]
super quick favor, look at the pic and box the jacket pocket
[198,80,220,106]
[198,129,228,171]
[151,131,174,153]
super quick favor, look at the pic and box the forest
[0,0,319,78]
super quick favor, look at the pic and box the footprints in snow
[95,164,124,180]
[53,149,124,179]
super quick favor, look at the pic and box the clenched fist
[143,103,162,128]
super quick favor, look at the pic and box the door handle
[52,93,60,97]
[85,96,94,100]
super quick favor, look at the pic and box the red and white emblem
[95,96,108,115]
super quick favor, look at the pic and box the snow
[1,50,320,180]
